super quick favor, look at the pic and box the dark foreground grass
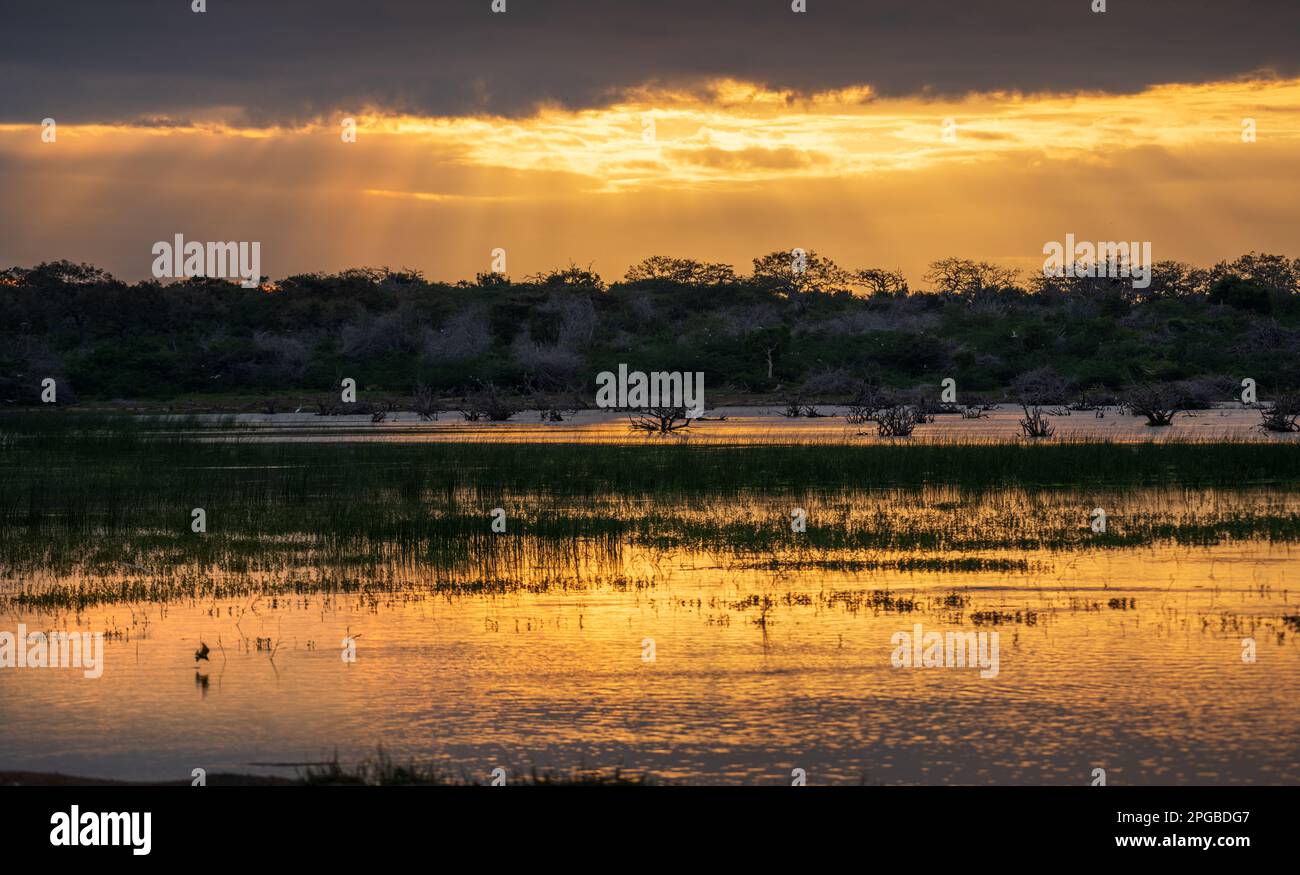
[0,753,654,786]
[300,749,654,786]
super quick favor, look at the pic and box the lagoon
[1,417,1296,784]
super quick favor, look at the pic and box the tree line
[1,250,1298,405]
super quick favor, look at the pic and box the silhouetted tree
[924,257,1020,300]
[624,256,736,286]
[750,249,852,296]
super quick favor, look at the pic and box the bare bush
[907,388,942,422]
[1067,388,1119,416]
[844,383,893,425]
[778,394,831,418]
[1124,384,1183,426]
[629,407,692,435]
[458,382,519,421]
[340,311,414,358]
[873,405,919,437]
[510,332,583,389]
[1174,375,1238,409]
[844,404,873,425]
[543,292,597,347]
[527,386,585,423]
[1019,405,1056,438]
[1259,394,1300,432]
[1012,366,1073,407]
[411,383,441,421]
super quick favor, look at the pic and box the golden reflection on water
[191,405,1300,445]
[2,483,1297,784]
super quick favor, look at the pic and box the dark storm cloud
[3,0,1297,124]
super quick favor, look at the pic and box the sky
[1,0,1297,285]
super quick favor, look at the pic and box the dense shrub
[1,252,1298,402]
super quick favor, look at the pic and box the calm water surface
[2,496,1296,784]
[182,404,1298,444]
[2,417,1297,783]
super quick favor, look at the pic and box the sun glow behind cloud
[1,76,1297,283]
[348,76,1300,192]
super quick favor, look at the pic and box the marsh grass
[300,749,653,786]
[4,414,1300,609]
[743,556,1043,573]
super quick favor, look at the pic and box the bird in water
[195,641,210,662]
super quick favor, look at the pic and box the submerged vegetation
[2,415,1300,611]
[1260,393,1300,433]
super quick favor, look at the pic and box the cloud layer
[4,0,1299,123]
[4,76,1296,284]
